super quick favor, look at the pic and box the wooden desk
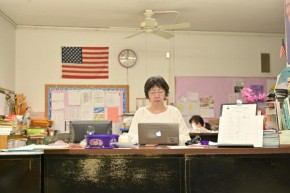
[0,152,42,193]
[43,147,290,193]
[44,148,185,193]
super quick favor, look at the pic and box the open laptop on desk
[138,123,179,145]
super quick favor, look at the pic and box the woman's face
[192,122,202,128]
[148,86,166,104]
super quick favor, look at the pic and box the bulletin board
[175,76,276,121]
[45,84,129,132]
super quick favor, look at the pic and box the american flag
[280,39,286,58]
[61,47,109,79]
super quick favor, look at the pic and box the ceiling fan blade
[153,30,174,39]
[158,22,191,30]
[109,27,140,31]
[125,31,144,39]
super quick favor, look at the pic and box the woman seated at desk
[188,115,219,144]
[189,115,211,133]
[128,76,191,145]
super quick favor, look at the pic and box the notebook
[138,123,179,145]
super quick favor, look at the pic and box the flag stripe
[280,46,286,57]
[82,52,109,55]
[280,39,287,58]
[82,47,109,50]
[61,46,109,79]
[62,72,108,76]
[62,65,108,69]
[62,70,108,74]
[62,63,108,66]
[62,75,109,79]
[82,61,108,64]
[83,56,108,59]
[62,67,108,71]
[62,70,108,76]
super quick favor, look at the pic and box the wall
[174,31,286,77]
[14,27,286,114]
[0,15,15,91]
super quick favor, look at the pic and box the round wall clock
[118,49,137,68]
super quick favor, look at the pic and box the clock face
[118,49,137,68]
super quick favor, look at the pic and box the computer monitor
[69,120,112,143]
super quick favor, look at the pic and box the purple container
[85,134,119,149]
[200,140,209,145]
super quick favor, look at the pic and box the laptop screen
[138,123,179,145]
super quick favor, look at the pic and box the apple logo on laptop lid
[155,130,162,137]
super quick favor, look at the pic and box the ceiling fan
[125,10,191,39]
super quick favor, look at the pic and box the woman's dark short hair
[144,76,169,99]
[189,115,204,125]
[189,115,211,130]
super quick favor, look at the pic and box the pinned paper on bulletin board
[107,107,119,123]
[177,93,215,118]
[177,95,200,116]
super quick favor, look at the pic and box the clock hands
[118,49,137,68]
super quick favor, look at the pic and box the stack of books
[26,118,53,144]
[264,101,278,130]
[279,130,290,146]
[0,119,14,135]
[263,129,280,148]
[26,128,47,140]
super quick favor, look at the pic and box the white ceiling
[0,0,285,34]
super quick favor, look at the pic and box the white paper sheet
[218,115,264,147]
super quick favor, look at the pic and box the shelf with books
[263,101,278,130]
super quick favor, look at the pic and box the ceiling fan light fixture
[126,9,190,39]
[143,18,158,28]
[145,28,154,33]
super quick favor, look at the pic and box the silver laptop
[138,123,179,145]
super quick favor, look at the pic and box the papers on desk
[217,115,264,148]
[33,144,70,150]
[8,144,36,151]
[7,144,70,151]
[167,146,190,149]
[167,145,209,149]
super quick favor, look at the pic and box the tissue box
[85,134,119,149]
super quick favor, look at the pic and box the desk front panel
[186,154,290,193]
[44,154,185,193]
[0,155,42,193]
